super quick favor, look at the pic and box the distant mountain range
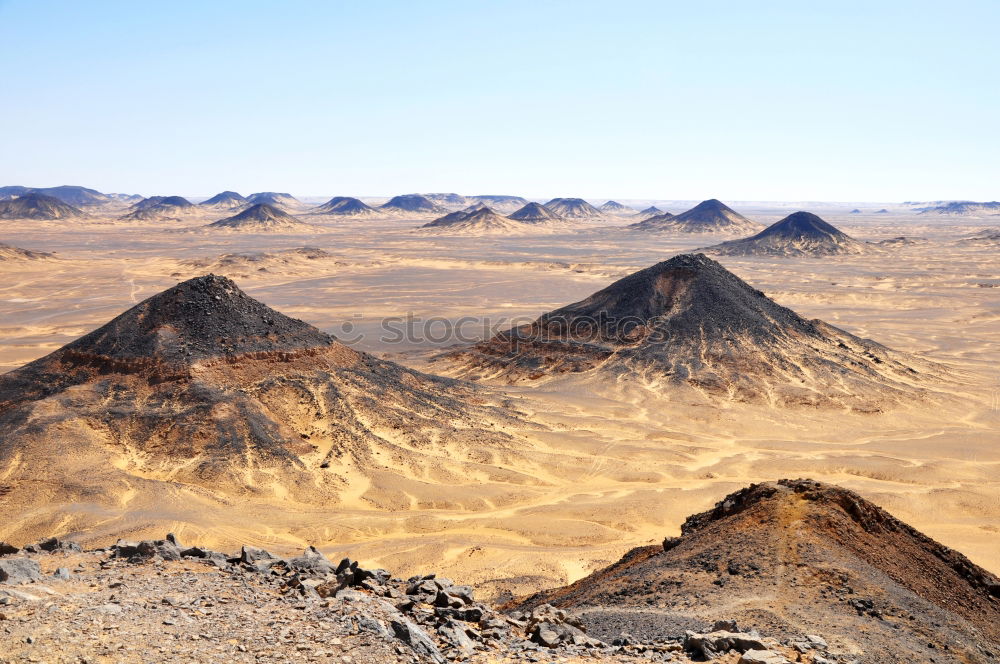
[0,193,85,220]
[0,185,109,206]
[916,201,1000,216]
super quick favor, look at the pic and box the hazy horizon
[1,0,998,200]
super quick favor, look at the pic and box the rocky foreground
[0,537,832,664]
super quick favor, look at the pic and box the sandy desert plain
[0,198,997,601]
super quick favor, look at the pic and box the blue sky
[1,0,997,201]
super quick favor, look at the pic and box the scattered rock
[0,558,42,584]
[739,650,789,664]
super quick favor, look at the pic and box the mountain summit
[543,198,604,219]
[700,211,874,256]
[442,253,936,408]
[630,199,759,233]
[207,203,308,230]
[508,202,561,223]
[200,191,248,210]
[314,196,377,217]
[516,478,1000,663]
[380,194,446,215]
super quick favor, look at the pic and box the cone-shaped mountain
[0,276,519,542]
[314,196,377,216]
[443,253,938,408]
[631,199,759,233]
[200,191,247,208]
[543,197,604,218]
[380,194,445,214]
[700,211,873,256]
[207,203,306,229]
[508,202,561,223]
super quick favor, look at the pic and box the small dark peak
[380,194,444,213]
[158,196,193,208]
[759,211,842,238]
[543,197,604,218]
[422,205,508,228]
[208,204,304,229]
[201,191,247,207]
[245,192,300,209]
[315,196,376,215]
[600,200,632,214]
[509,202,560,222]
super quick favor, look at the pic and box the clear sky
[1,0,997,201]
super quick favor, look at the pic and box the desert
[2,2,998,661]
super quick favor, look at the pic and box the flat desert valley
[1,200,997,603]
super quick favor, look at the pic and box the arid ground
[1,203,997,599]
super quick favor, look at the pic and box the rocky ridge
[0,535,819,664]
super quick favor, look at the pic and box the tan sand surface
[1,207,997,597]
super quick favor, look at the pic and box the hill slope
[440,253,938,409]
[0,193,84,220]
[0,185,108,206]
[699,211,874,256]
[380,194,447,215]
[313,196,378,217]
[421,206,538,235]
[544,198,604,219]
[515,478,1000,664]
[206,203,310,230]
[0,275,520,544]
[246,192,301,210]
[119,196,194,221]
[632,199,760,233]
[509,202,561,223]
[199,191,248,210]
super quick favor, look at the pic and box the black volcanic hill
[634,206,664,219]
[599,200,632,214]
[246,192,300,209]
[515,478,1000,663]
[0,274,335,412]
[423,193,468,207]
[314,196,377,217]
[699,211,873,256]
[207,203,307,230]
[470,195,529,212]
[634,199,759,233]
[67,275,331,367]
[200,191,248,209]
[0,193,84,220]
[508,202,561,223]
[0,275,517,531]
[0,185,108,206]
[120,196,193,221]
[380,194,446,214]
[444,253,936,408]
[543,197,604,219]
[421,206,532,234]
